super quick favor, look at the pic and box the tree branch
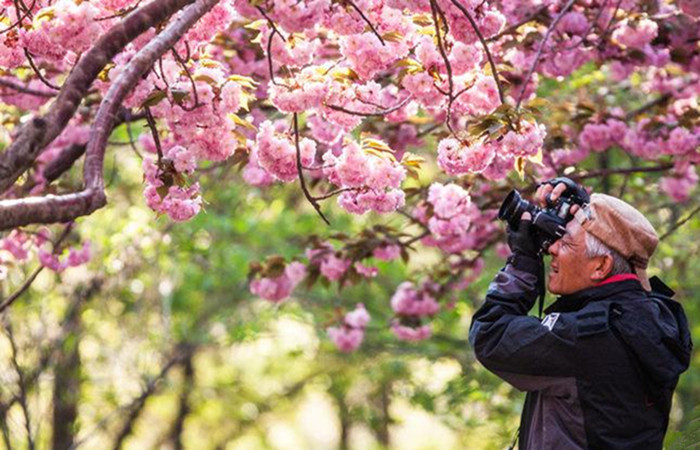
[429,0,456,135]
[660,204,700,241]
[0,0,198,193]
[0,0,220,231]
[293,113,330,225]
[324,95,412,117]
[345,0,385,46]
[0,78,55,98]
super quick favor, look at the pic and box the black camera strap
[537,253,546,319]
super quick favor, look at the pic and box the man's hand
[507,212,539,258]
[535,181,581,216]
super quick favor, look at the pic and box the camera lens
[498,190,530,227]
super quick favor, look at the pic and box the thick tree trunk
[51,314,81,450]
[170,353,195,450]
[51,279,102,450]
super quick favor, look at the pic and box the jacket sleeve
[468,257,585,390]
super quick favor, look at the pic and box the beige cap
[574,193,658,291]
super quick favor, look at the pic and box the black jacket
[469,261,692,450]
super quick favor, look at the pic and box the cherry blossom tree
[1,0,699,353]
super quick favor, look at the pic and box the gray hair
[584,232,632,276]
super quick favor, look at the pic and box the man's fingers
[570,204,580,215]
[550,182,567,203]
[535,184,553,206]
[522,212,532,221]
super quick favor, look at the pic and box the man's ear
[590,254,614,281]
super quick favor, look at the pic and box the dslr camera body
[498,177,590,252]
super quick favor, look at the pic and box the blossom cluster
[0,230,92,274]
[249,261,307,303]
[390,281,440,341]
[327,303,371,353]
[437,120,546,177]
[323,139,407,214]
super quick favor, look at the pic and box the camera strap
[537,255,546,319]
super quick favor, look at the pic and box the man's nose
[547,240,560,255]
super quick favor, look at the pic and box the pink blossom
[392,322,432,341]
[66,241,91,267]
[268,72,326,113]
[660,164,698,202]
[250,262,306,303]
[450,42,483,74]
[373,244,401,261]
[662,127,698,156]
[579,123,613,152]
[39,249,67,272]
[255,120,316,182]
[390,281,440,317]
[501,121,546,158]
[242,145,276,187]
[320,254,351,281]
[337,188,405,215]
[340,33,408,80]
[344,303,371,328]
[166,146,197,173]
[327,326,365,352]
[612,18,658,49]
[1,231,31,261]
[437,138,496,175]
[355,262,378,278]
[250,276,293,303]
[559,12,589,35]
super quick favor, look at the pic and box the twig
[325,95,412,117]
[516,0,577,111]
[255,6,287,40]
[171,48,201,111]
[430,0,456,135]
[23,48,60,90]
[0,225,72,314]
[401,230,431,247]
[124,113,143,160]
[0,0,35,34]
[0,78,55,97]
[293,113,330,225]
[265,30,280,85]
[315,187,358,201]
[143,106,163,161]
[345,0,385,46]
[660,204,700,241]
[447,0,505,105]
[256,6,286,86]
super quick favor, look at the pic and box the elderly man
[469,182,692,450]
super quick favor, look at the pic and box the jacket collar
[545,279,645,314]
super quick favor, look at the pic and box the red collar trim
[595,273,639,287]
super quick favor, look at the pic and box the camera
[498,177,590,252]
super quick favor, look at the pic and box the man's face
[546,219,602,295]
